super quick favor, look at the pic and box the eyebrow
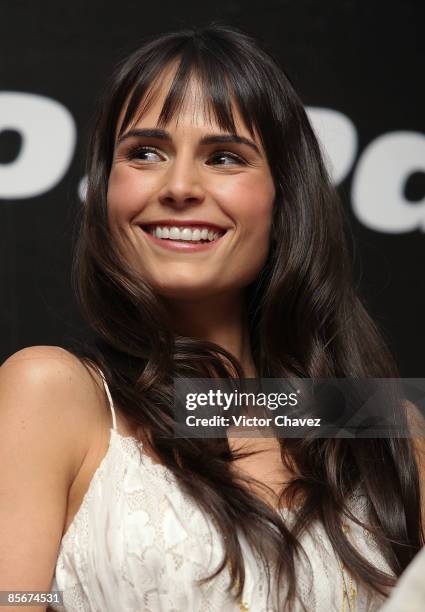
[116,128,260,155]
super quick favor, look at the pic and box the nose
[157,154,205,209]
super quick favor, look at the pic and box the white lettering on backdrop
[0,92,76,199]
[351,132,425,233]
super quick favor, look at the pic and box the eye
[126,145,163,162]
[123,145,246,166]
[207,151,246,166]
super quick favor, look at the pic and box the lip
[138,225,227,253]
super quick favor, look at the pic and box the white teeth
[181,228,192,241]
[148,225,222,243]
[169,226,180,240]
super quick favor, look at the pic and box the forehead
[115,62,257,141]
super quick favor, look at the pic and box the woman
[0,23,423,612]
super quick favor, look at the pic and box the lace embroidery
[51,429,393,612]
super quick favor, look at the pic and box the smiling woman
[107,65,275,304]
[1,22,424,612]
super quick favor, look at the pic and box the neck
[163,291,256,377]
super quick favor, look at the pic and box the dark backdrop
[1,0,424,374]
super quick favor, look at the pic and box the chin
[153,283,223,301]
[150,271,239,300]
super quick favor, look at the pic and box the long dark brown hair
[69,23,424,610]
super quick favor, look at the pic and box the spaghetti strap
[95,366,117,431]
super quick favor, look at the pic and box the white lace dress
[50,369,394,611]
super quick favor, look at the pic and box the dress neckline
[111,428,299,513]
[60,427,296,548]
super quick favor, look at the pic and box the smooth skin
[1,67,424,609]
[0,347,107,610]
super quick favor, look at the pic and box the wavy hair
[69,23,424,610]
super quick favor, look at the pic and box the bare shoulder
[1,344,105,401]
[0,345,112,594]
[0,345,109,482]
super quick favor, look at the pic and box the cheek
[220,176,275,285]
[107,166,150,221]
[220,175,275,237]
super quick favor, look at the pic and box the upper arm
[0,346,93,608]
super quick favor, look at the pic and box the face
[107,69,276,302]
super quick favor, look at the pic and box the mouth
[138,222,228,252]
